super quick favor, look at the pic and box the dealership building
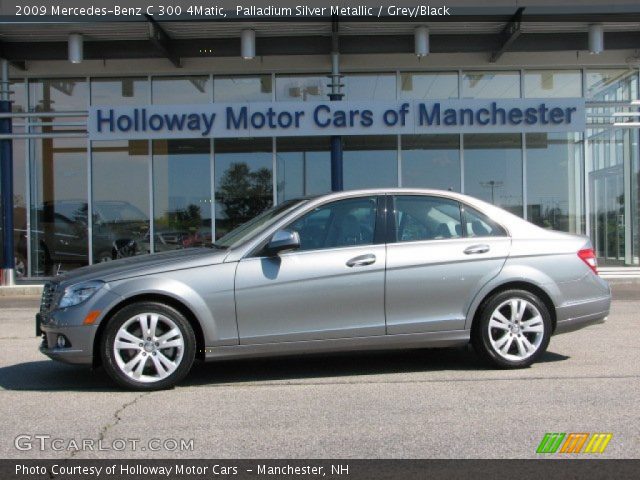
[0,0,639,282]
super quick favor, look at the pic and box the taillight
[578,248,598,275]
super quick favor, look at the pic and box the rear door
[385,195,510,334]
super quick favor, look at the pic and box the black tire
[471,289,552,369]
[101,302,196,391]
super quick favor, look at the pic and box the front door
[234,195,386,344]
[385,195,511,334]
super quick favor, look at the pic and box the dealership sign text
[89,99,585,140]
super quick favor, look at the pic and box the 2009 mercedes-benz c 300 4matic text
[37,189,611,390]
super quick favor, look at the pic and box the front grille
[40,281,59,313]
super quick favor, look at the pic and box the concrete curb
[0,285,43,296]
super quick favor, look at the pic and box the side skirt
[203,330,470,361]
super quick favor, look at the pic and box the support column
[0,59,15,285]
[328,20,344,192]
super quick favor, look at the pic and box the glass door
[590,165,625,264]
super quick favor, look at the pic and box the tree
[217,162,273,231]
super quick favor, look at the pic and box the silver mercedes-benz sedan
[37,189,611,390]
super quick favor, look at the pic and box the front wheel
[472,289,552,369]
[101,302,196,390]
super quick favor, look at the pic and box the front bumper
[37,283,123,365]
[39,323,98,365]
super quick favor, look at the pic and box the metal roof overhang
[1,14,639,66]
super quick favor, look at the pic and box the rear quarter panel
[464,234,610,329]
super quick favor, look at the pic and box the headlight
[58,280,104,309]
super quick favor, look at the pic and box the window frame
[386,194,509,244]
[249,195,387,257]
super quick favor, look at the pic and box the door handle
[346,254,376,267]
[464,244,490,255]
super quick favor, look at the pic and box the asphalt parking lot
[0,280,638,459]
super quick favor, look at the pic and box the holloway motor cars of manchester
[90,99,585,140]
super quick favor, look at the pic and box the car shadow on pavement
[0,348,570,391]
[183,347,571,387]
[0,360,119,392]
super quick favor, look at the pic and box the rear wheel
[101,302,196,390]
[472,289,551,369]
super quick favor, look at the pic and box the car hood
[55,247,229,286]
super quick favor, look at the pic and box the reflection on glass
[152,76,211,104]
[30,138,88,276]
[215,138,273,239]
[343,136,398,189]
[526,133,583,233]
[401,135,460,191]
[463,134,523,216]
[586,69,639,101]
[276,75,326,101]
[91,78,149,105]
[399,72,458,99]
[343,74,396,100]
[153,140,212,251]
[633,131,640,264]
[214,76,272,102]
[29,78,88,112]
[8,83,26,274]
[12,140,28,278]
[276,137,330,202]
[462,71,520,99]
[524,70,581,98]
[92,141,150,263]
[10,80,26,113]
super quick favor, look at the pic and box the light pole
[480,180,504,205]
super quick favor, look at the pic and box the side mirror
[266,230,300,256]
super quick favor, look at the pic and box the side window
[287,197,378,252]
[394,196,462,242]
[462,205,507,237]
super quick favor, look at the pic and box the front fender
[107,264,238,347]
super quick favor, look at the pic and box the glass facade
[276,136,331,201]
[526,133,584,233]
[5,68,640,278]
[153,140,212,251]
[91,140,150,262]
[401,135,460,191]
[464,133,523,216]
[214,138,273,239]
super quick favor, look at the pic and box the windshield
[214,199,308,249]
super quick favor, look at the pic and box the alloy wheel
[113,313,185,383]
[487,298,545,362]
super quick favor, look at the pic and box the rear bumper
[554,295,611,335]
